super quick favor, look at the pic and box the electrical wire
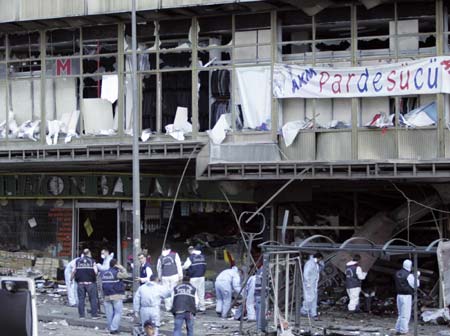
[391,182,450,215]
[391,182,444,238]
[161,145,198,250]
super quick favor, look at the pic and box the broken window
[45,29,81,143]
[9,32,40,60]
[0,35,6,137]
[315,6,352,62]
[235,66,271,130]
[46,28,80,57]
[397,94,437,128]
[82,25,118,55]
[124,22,156,70]
[7,32,41,140]
[198,15,232,67]
[447,2,450,52]
[162,71,192,133]
[278,10,313,63]
[235,13,271,64]
[357,4,394,59]
[393,2,436,57]
[80,25,118,136]
[0,34,6,61]
[198,69,232,132]
[141,74,157,131]
[159,19,192,69]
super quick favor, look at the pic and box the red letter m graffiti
[56,59,72,76]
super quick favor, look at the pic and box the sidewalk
[37,293,244,335]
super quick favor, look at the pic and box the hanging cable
[391,182,445,239]
[391,182,450,214]
[161,145,198,250]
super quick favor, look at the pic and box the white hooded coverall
[215,266,241,318]
[133,281,171,336]
[395,259,420,334]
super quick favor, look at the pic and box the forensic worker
[246,264,264,330]
[300,252,324,320]
[65,254,80,307]
[394,259,420,335]
[100,258,128,334]
[345,254,367,313]
[133,275,172,336]
[172,275,198,336]
[182,245,207,312]
[215,266,241,318]
[157,245,183,311]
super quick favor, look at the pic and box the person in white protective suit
[300,253,324,320]
[246,264,264,329]
[133,275,172,336]
[345,254,367,312]
[215,266,242,318]
[394,259,420,335]
[64,255,80,307]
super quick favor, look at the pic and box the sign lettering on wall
[273,57,450,98]
[56,59,72,76]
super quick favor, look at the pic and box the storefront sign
[273,57,450,98]
[0,174,254,203]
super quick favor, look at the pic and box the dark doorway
[78,208,117,261]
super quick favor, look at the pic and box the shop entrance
[75,202,121,263]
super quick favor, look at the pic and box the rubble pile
[0,249,34,275]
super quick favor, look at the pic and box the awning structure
[258,237,446,336]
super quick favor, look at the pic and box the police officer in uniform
[137,252,153,285]
[345,254,367,313]
[157,244,182,311]
[72,248,99,319]
[172,275,197,336]
[101,258,128,334]
[183,246,207,312]
[394,259,420,335]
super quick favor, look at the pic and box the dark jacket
[171,282,197,315]
[74,256,96,283]
[101,267,125,296]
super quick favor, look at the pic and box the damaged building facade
[0,0,450,325]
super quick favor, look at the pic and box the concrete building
[0,0,448,301]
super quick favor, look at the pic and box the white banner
[273,57,450,98]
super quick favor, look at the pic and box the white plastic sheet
[236,66,271,129]
[101,75,119,104]
[165,107,192,141]
[81,98,114,135]
[281,120,313,147]
[208,113,231,145]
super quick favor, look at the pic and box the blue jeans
[77,283,98,318]
[173,312,194,336]
[104,299,123,332]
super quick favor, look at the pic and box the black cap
[144,319,156,328]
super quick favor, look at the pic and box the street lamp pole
[131,0,141,294]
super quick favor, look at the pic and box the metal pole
[131,0,141,294]
[413,253,418,336]
[294,257,301,328]
[285,254,289,322]
[260,253,269,332]
[274,254,279,327]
